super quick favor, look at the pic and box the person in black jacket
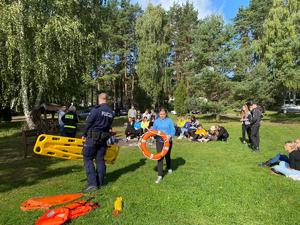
[216,125,229,141]
[124,117,138,140]
[62,106,79,137]
[249,103,262,151]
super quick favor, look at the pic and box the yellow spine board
[33,134,119,164]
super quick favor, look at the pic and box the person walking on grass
[81,93,114,193]
[153,108,175,184]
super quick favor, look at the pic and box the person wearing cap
[81,93,114,193]
[61,105,79,137]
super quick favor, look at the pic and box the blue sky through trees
[131,0,250,22]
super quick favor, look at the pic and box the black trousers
[242,123,251,143]
[251,125,260,149]
[156,141,172,176]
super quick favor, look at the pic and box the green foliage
[135,4,169,107]
[174,80,188,114]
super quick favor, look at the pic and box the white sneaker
[168,169,172,174]
[155,176,162,184]
[177,136,183,140]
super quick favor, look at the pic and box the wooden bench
[22,129,40,158]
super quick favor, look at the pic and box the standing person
[81,93,114,192]
[62,106,79,137]
[58,106,66,136]
[241,104,252,144]
[128,105,137,119]
[153,108,175,184]
[250,103,263,151]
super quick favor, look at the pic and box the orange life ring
[139,130,170,160]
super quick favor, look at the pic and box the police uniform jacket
[83,103,114,137]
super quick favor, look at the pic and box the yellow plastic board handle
[33,134,119,164]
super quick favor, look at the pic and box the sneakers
[82,185,98,193]
[168,169,172,174]
[155,176,162,184]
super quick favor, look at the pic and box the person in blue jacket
[153,108,175,184]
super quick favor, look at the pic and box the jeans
[180,128,188,136]
[273,161,300,176]
[83,138,107,187]
[267,154,289,166]
[242,123,251,142]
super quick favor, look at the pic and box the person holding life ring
[153,108,175,184]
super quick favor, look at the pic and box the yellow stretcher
[33,134,119,164]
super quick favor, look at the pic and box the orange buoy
[139,130,170,160]
[20,193,83,211]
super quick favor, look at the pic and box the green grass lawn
[0,120,300,225]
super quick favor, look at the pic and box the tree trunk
[21,75,35,129]
[18,0,35,129]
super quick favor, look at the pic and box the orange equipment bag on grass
[20,193,83,211]
[35,200,99,225]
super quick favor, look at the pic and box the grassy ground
[0,119,300,225]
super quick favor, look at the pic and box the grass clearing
[0,120,300,224]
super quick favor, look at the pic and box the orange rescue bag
[35,200,98,225]
[20,193,83,211]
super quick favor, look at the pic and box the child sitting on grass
[190,124,207,142]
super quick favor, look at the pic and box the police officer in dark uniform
[81,93,114,193]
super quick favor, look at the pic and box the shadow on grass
[105,158,146,184]
[0,132,81,193]
[153,157,186,174]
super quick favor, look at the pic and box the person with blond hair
[241,104,252,144]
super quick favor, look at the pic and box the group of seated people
[259,138,300,178]
[124,109,157,141]
[175,115,229,142]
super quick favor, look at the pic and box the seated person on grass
[125,117,139,140]
[216,125,229,141]
[190,124,207,142]
[201,126,218,142]
[175,115,187,136]
[272,141,300,177]
[178,117,191,139]
[259,141,300,177]
[134,118,142,136]
[141,116,150,133]
[188,116,200,137]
